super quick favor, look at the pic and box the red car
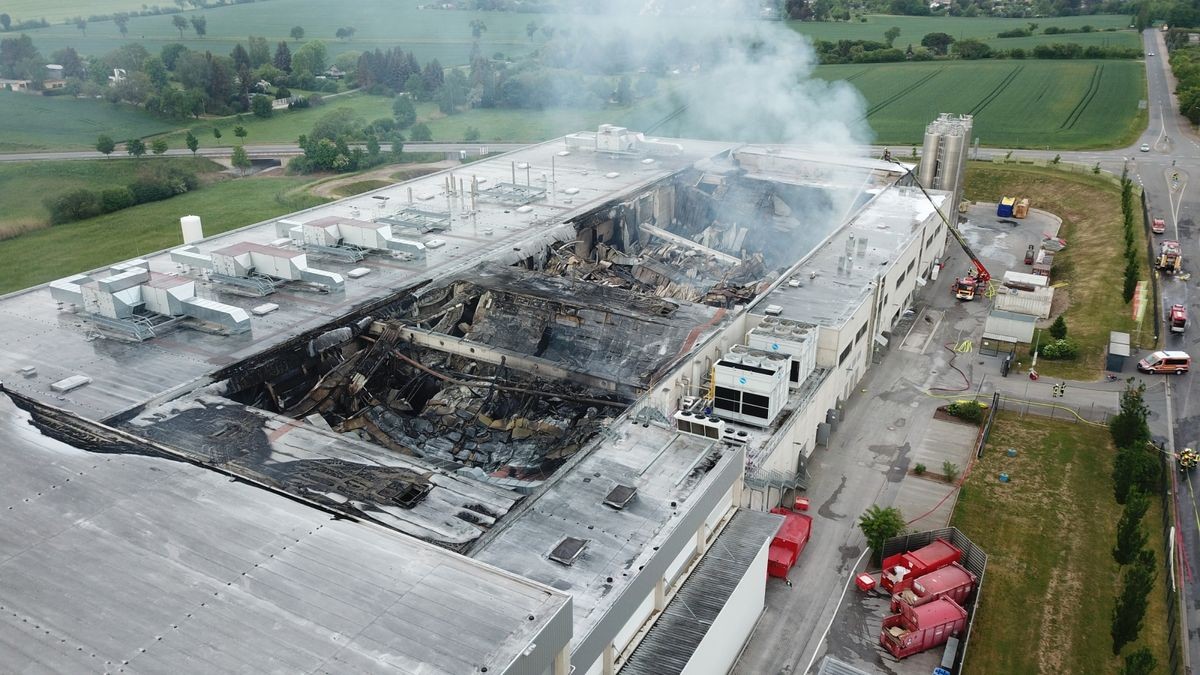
[1153,218,1166,234]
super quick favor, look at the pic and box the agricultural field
[0,174,325,295]
[646,60,1145,148]
[0,1,155,23]
[964,163,1153,379]
[0,91,179,152]
[787,13,1138,50]
[6,3,1138,64]
[952,412,1170,674]
[4,0,542,66]
[0,157,222,237]
[835,59,1145,148]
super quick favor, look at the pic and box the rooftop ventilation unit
[277,216,427,262]
[603,485,638,510]
[50,265,250,340]
[674,410,725,439]
[549,537,588,566]
[713,346,790,428]
[747,318,818,388]
[720,427,750,445]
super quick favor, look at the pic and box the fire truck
[1158,240,1183,274]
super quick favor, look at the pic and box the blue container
[999,472,1010,483]
[1006,447,1018,457]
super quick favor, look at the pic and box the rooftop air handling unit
[747,316,818,388]
[712,346,790,428]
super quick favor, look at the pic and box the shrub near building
[44,164,199,225]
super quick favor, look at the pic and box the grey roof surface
[756,185,947,328]
[120,391,522,550]
[0,391,568,674]
[621,508,783,675]
[472,417,734,653]
[0,136,737,422]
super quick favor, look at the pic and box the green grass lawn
[0,157,222,236]
[159,93,395,148]
[0,91,180,152]
[787,14,1137,50]
[0,175,325,294]
[964,163,1152,379]
[952,412,1170,674]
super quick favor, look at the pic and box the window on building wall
[907,259,916,274]
[855,322,868,343]
[894,270,906,288]
[839,343,853,365]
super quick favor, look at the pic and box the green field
[7,2,1138,65]
[655,59,1145,148]
[0,91,180,152]
[835,60,1145,148]
[787,13,1138,50]
[0,175,325,294]
[1,1,154,22]
[0,157,222,235]
[6,0,541,66]
[953,412,1169,674]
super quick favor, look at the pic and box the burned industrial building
[0,117,971,675]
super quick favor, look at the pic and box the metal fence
[976,392,1001,458]
[957,390,1113,426]
[1159,450,1184,675]
[880,527,987,675]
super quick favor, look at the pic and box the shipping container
[767,507,812,579]
[880,538,962,593]
[880,597,968,659]
[889,562,976,612]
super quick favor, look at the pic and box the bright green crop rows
[830,59,1146,149]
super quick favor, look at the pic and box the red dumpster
[855,573,877,592]
[880,538,962,593]
[767,507,812,579]
[889,562,976,612]
[880,597,968,659]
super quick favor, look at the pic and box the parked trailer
[880,538,963,593]
[767,507,812,580]
[880,597,968,660]
[889,562,976,612]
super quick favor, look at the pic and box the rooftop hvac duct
[181,215,204,245]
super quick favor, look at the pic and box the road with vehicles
[1138,27,1200,675]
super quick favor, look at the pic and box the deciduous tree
[290,26,305,42]
[190,15,207,38]
[96,135,116,157]
[172,15,187,39]
[185,131,199,156]
[126,138,146,158]
[231,145,251,176]
[151,138,169,156]
[859,505,906,565]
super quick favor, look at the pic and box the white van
[1137,350,1191,374]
